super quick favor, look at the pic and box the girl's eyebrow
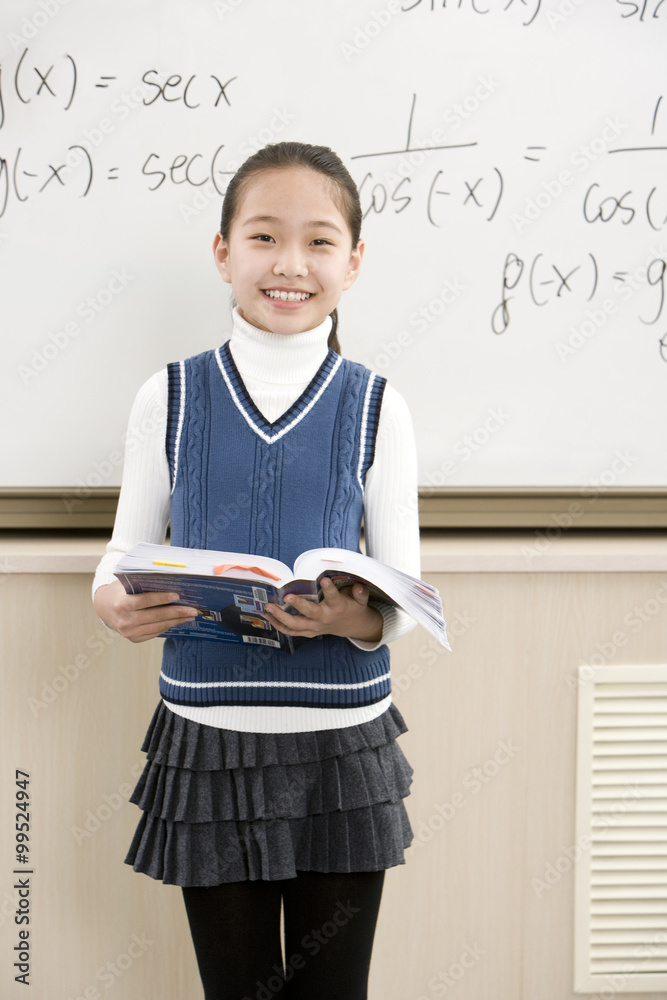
[309,220,344,234]
[241,214,280,227]
[241,214,344,234]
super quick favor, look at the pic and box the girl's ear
[343,239,365,290]
[212,232,232,284]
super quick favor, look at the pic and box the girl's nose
[273,246,308,278]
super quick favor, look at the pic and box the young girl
[92,141,421,1000]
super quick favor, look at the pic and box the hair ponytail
[328,309,341,354]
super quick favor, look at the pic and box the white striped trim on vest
[167,347,386,496]
[357,372,378,495]
[169,360,186,496]
[214,344,343,446]
[159,669,392,692]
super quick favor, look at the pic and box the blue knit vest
[159,342,390,709]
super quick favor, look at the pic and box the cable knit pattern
[161,345,390,711]
[92,307,422,733]
[250,430,282,556]
[182,357,209,548]
[328,361,363,548]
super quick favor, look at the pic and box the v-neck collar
[214,341,343,445]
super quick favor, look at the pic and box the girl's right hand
[93,579,198,643]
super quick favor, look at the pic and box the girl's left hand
[263,577,383,644]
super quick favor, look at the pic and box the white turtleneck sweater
[93,309,421,733]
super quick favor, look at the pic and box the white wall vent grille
[574,665,667,993]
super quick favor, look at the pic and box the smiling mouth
[262,290,313,302]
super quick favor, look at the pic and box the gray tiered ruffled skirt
[124,700,414,886]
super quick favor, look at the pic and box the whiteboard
[2,0,665,490]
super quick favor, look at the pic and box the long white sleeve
[92,370,171,594]
[348,384,420,651]
[92,310,423,733]
[92,375,421,622]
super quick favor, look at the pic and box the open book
[114,542,449,654]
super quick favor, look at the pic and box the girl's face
[213,167,364,335]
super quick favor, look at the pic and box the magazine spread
[114,542,449,653]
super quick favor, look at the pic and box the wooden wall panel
[2,563,666,999]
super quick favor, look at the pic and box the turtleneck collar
[228,307,333,385]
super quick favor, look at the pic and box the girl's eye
[311,239,332,246]
[253,234,274,243]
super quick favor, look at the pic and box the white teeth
[264,290,311,301]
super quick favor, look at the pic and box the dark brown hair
[220,142,362,353]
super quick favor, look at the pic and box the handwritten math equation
[349,91,667,346]
[490,250,666,337]
[1,48,665,354]
[400,0,667,27]
[0,45,662,236]
[0,49,238,214]
[352,94,667,229]
[0,49,237,128]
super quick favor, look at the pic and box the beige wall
[1,534,666,999]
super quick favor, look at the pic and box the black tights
[182,870,385,1000]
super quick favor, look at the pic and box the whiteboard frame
[1,488,665,531]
